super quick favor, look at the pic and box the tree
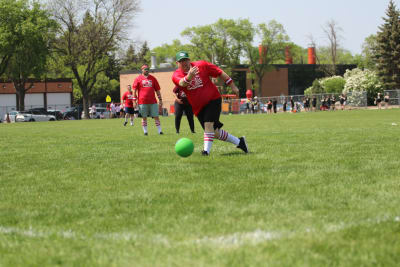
[49,0,140,118]
[322,19,343,75]
[375,0,400,90]
[0,0,25,76]
[3,0,57,110]
[355,34,378,70]
[181,18,253,69]
[244,20,289,96]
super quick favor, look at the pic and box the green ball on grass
[175,138,194,157]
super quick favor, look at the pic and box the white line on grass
[0,215,399,247]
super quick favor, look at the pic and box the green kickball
[175,138,194,157]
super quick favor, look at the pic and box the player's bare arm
[220,71,239,95]
[156,91,163,107]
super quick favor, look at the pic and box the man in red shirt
[172,51,248,156]
[121,84,136,126]
[133,65,163,135]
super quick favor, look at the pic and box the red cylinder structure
[308,47,316,64]
[246,89,253,99]
[285,46,293,64]
[258,45,267,64]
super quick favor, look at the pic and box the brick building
[0,79,73,112]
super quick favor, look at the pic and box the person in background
[312,96,317,112]
[272,98,277,113]
[121,85,136,126]
[133,64,164,135]
[340,94,346,110]
[173,86,195,134]
[172,50,248,156]
[330,95,336,111]
[384,92,390,109]
[290,96,295,112]
[283,97,287,113]
[267,98,272,114]
[375,92,382,109]
[115,104,121,118]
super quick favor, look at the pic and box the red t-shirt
[133,74,161,105]
[122,91,135,108]
[172,60,222,116]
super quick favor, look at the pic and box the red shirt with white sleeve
[121,91,135,108]
[133,74,161,105]
[172,60,222,116]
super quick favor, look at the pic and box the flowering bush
[306,76,345,95]
[343,68,383,105]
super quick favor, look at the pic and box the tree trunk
[82,93,90,119]
[258,76,263,97]
[15,84,26,111]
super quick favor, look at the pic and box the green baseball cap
[176,51,190,61]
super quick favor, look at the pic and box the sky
[130,0,399,55]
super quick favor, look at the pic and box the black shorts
[197,98,223,130]
[125,107,134,114]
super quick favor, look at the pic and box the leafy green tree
[355,35,378,70]
[2,0,57,110]
[50,0,140,117]
[244,20,289,96]
[375,0,400,90]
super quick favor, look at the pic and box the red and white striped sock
[142,120,148,134]
[155,119,162,134]
[204,132,214,154]
[218,129,240,145]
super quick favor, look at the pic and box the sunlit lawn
[0,109,399,266]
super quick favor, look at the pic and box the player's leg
[123,107,130,126]
[130,113,134,126]
[174,102,183,133]
[184,104,195,133]
[150,104,162,134]
[139,104,148,135]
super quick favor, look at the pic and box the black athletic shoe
[144,132,148,136]
[191,131,196,133]
[159,132,164,135]
[176,131,179,134]
[201,150,209,156]
[123,121,127,126]
[237,136,249,153]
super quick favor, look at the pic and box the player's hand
[187,66,199,80]
[176,99,183,104]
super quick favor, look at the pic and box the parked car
[15,111,56,122]
[3,111,20,122]
[28,108,63,120]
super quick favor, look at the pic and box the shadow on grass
[219,151,253,156]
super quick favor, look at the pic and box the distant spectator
[100,112,105,119]
[283,97,287,112]
[290,96,295,112]
[110,102,116,118]
[272,98,277,113]
[90,104,96,119]
[331,95,336,111]
[384,92,390,109]
[115,104,121,118]
[340,94,347,110]
[375,92,382,109]
[267,98,272,114]
[312,96,317,112]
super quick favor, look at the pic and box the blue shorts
[139,104,159,118]
[125,107,134,114]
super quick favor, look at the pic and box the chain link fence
[221,92,368,114]
[383,90,400,106]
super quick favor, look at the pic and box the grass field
[1,109,400,266]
